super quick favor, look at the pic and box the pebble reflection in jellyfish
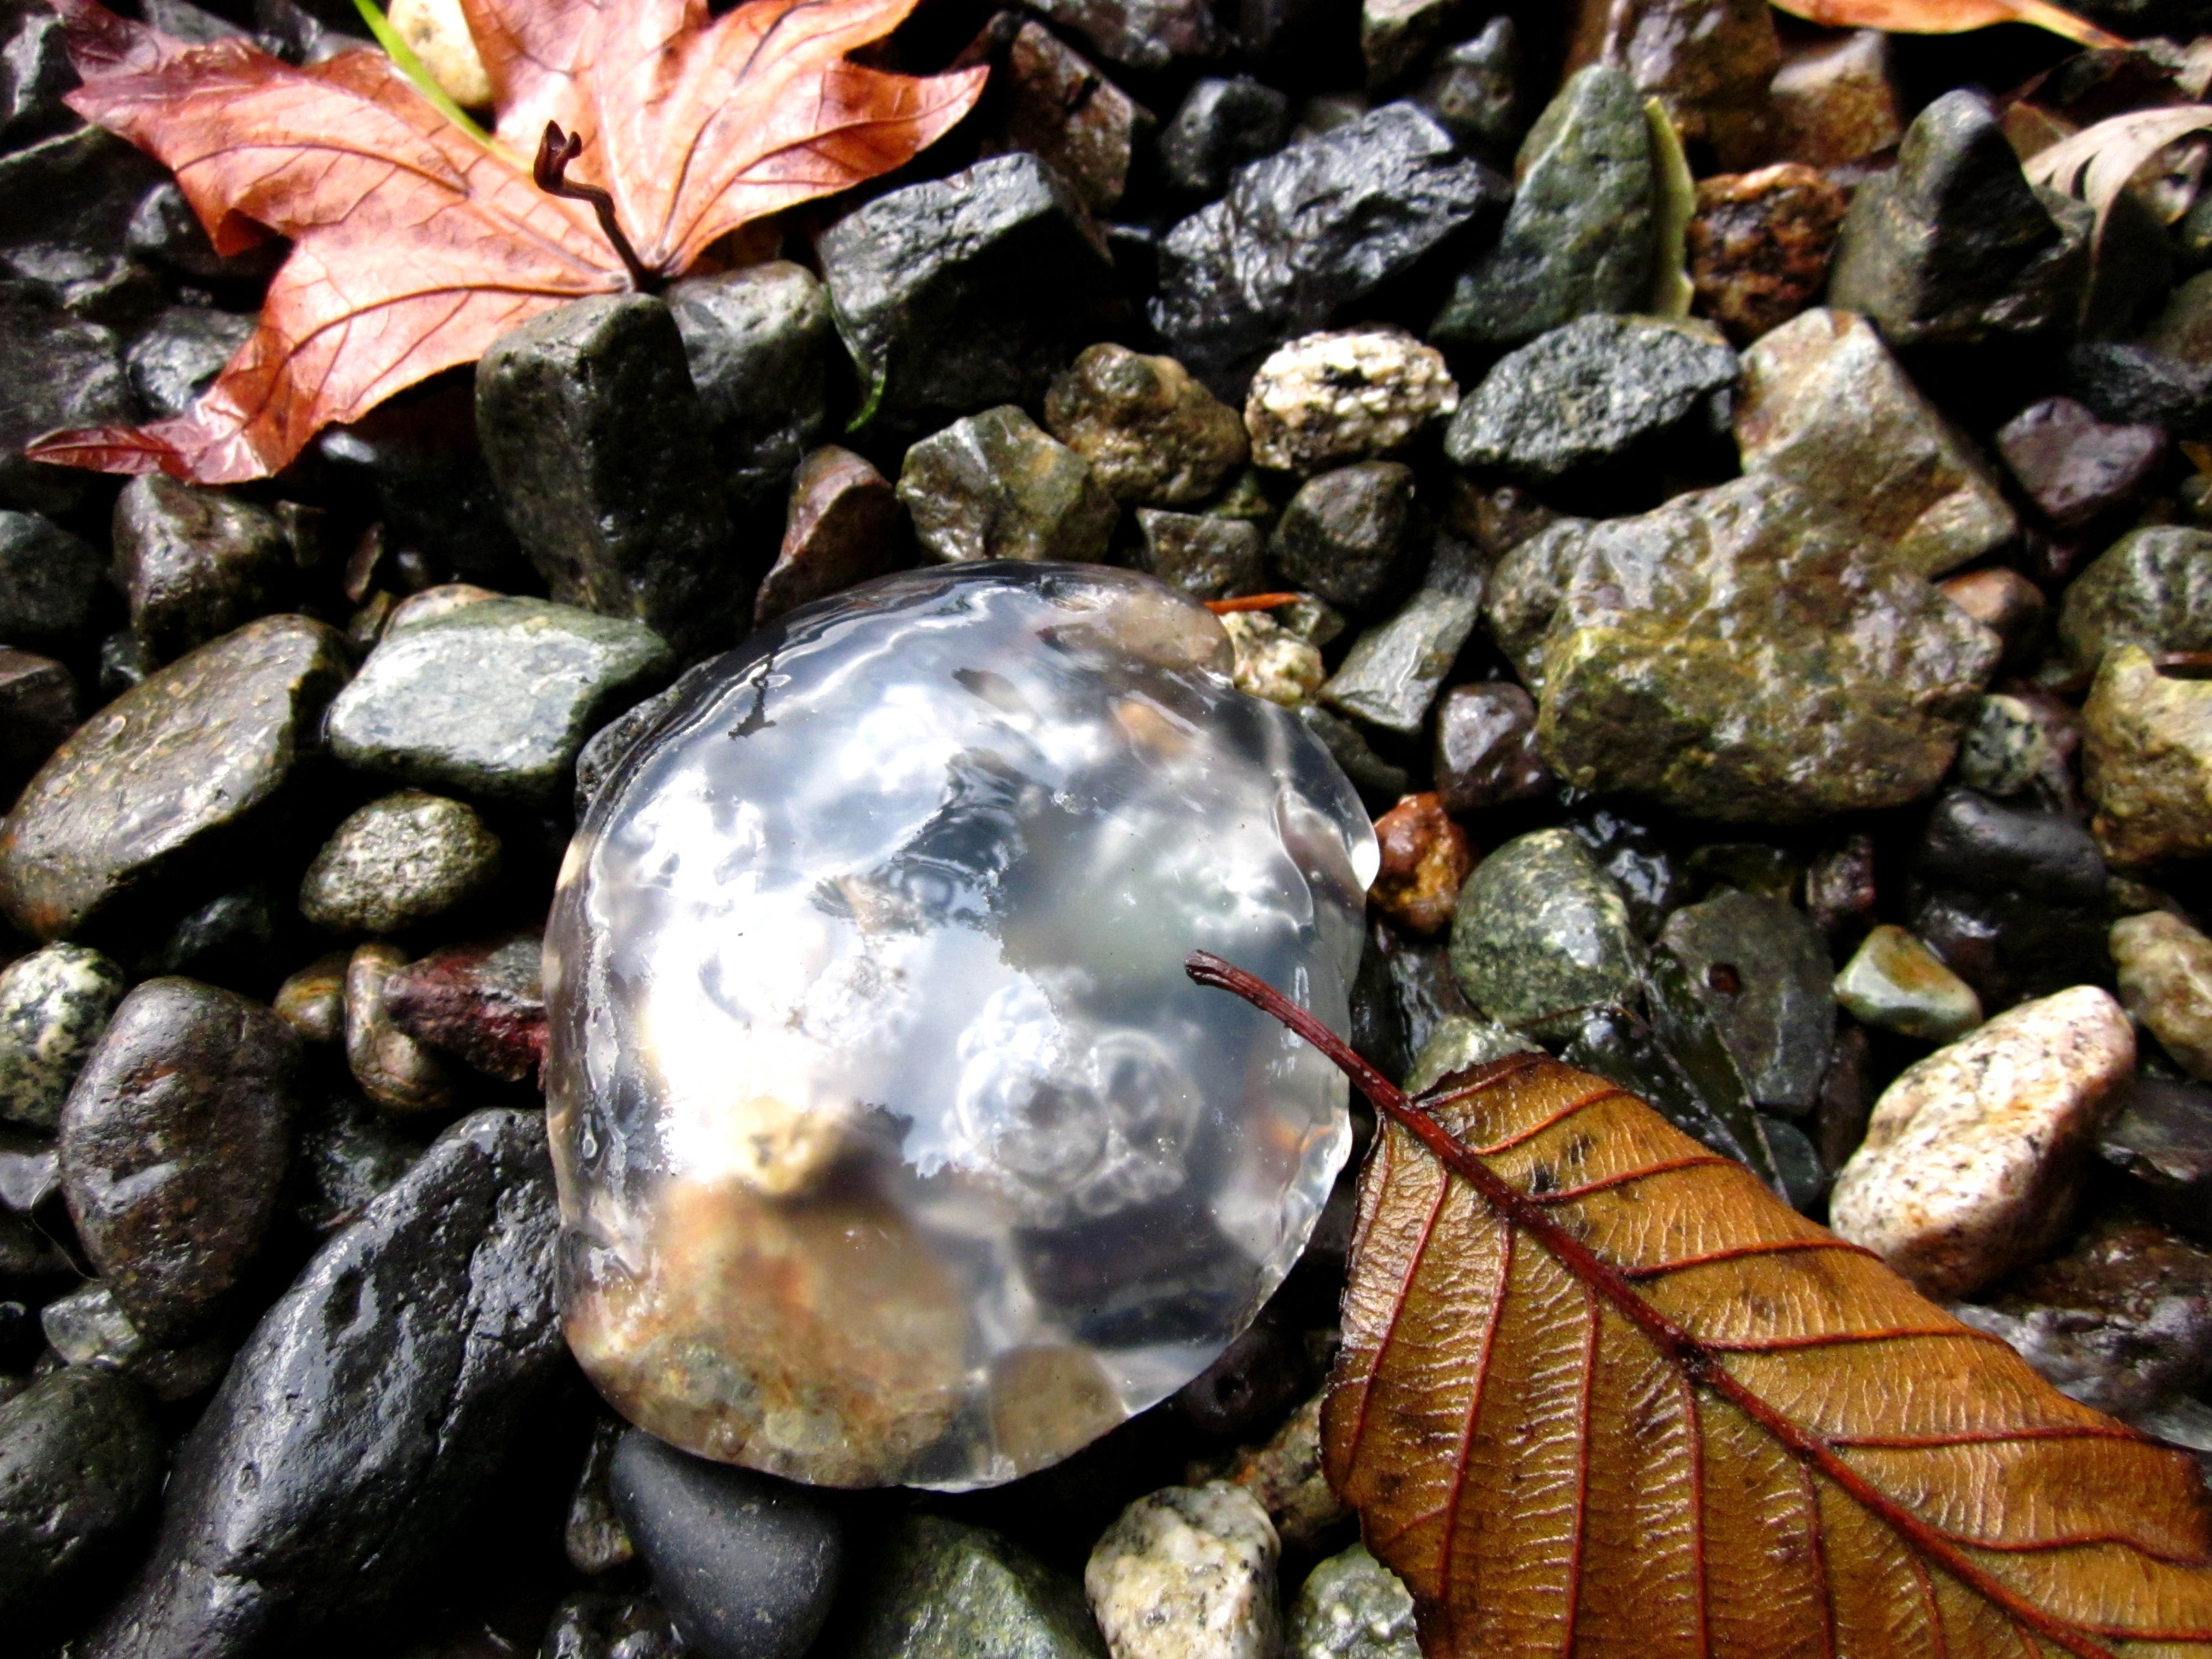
[544,563,1377,1490]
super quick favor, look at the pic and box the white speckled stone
[1244,330,1459,473]
[1829,986,2135,1299]
[1087,1483,1282,1659]
[1221,611,1326,707]
[1287,1543,1417,1659]
[0,943,126,1131]
[547,564,1373,1490]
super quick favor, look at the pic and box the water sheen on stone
[545,563,1373,1490]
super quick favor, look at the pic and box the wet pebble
[1086,1484,1280,1659]
[0,1366,164,1625]
[1367,794,1473,937]
[382,930,546,1083]
[2112,910,2212,1080]
[1268,462,1418,613]
[345,942,457,1115]
[1243,328,1457,474]
[1450,827,1642,1041]
[1687,163,1848,344]
[0,944,127,1133]
[848,1515,1104,1659]
[1286,1542,1417,1659]
[900,405,1119,565]
[753,447,903,628]
[1045,346,1249,508]
[299,790,502,937]
[1833,924,1983,1044]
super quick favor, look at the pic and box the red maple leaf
[28,0,986,484]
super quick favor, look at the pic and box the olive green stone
[898,405,1119,565]
[299,791,503,936]
[2112,910,2212,1081]
[325,597,672,805]
[2057,526,2212,673]
[1511,473,1999,824]
[1288,1542,1420,1659]
[0,614,351,941]
[2084,644,2212,869]
[1431,65,1655,349]
[1449,828,1643,1041]
[1833,924,1982,1043]
[847,1516,1103,1659]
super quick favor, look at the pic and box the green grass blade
[349,0,498,154]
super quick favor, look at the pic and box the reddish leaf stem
[533,121,659,294]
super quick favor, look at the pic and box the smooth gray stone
[1450,827,1642,1041]
[0,1367,164,1624]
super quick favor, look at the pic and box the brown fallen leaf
[28,0,985,484]
[2025,105,2212,226]
[1188,951,2212,1659]
[1769,0,2127,49]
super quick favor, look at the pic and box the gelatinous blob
[545,564,1374,1489]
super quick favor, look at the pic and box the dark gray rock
[111,474,290,664]
[754,446,904,628]
[1825,89,2089,347]
[0,509,101,650]
[298,790,502,936]
[316,389,525,592]
[542,1592,686,1659]
[0,1200,67,1285]
[325,596,671,805]
[818,154,1115,439]
[382,929,545,1083]
[1319,537,1483,733]
[60,978,302,1345]
[123,305,255,420]
[1296,702,1412,808]
[609,1427,844,1659]
[138,880,284,984]
[898,406,1118,565]
[1268,461,1418,613]
[1914,787,2106,906]
[1445,314,1738,482]
[1450,826,1642,1040]
[0,645,72,783]
[0,615,351,941]
[1432,681,1548,812]
[80,1108,564,1659]
[849,1515,1103,1659]
[1024,0,1217,69]
[2064,342,2212,436]
[290,1090,417,1234]
[1151,102,1502,394]
[1159,77,1292,199]
[2099,1075,2212,1245]
[1351,915,1472,1086]
[0,299,135,516]
[1656,890,1835,1117]
[476,295,737,658]
[571,658,720,822]
[666,262,831,512]
[124,180,283,289]
[0,1367,164,1625]
[1906,881,2110,1016]
[1557,1001,1773,1178]
[1430,65,1653,350]
[2058,526,2212,672]
[0,0,78,150]
[1956,1217,2212,1416]
[1135,509,1265,598]
[1412,16,1521,161]
[0,125,163,319]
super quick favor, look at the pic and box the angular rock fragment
[1044,345,1249,507]
[899,406,1119,565]
[1245,328,1457,473]
[2084,644,2212,868]
[666,262,831,513]
[382,930,546,1083]
[755,447,904,628]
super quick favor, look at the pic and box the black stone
[609,1427,844,1659]
[124,180,285,289]
[0,299,135,516]
[1432,681,1549,813]
[1350,916,1473,1086]
[1906,883,2110,1015]
[124,305,257,420]
[541,1592,686,1659]
[0,508,102,651]
[1825,88,2088,347]
[1564,806,1692,942]
[80,1108,564,1659]
[1913,787,2106,906]
[1134,508,1265,598]
[572,657,721,820]
[666,262,831,513]
[1413,16,1521,162]
[0,0,79,152]
[477,295,738,658]
[111,474,291,664]
[817,153,1116,440]
[2099,1074,2212,1245]
[60,977,303,1345]
[291,1090,418,1234]
[317,382,526,591]
[1269,460,1419,613]
[1150,102,1502,395]
[1656,890,1837,1118]
[1022,0,1218,70]
[0,125,164,320]
[1157,77,1293,199]
[1557,1003,1774,1179]
[1296,702,1412,808]
[0,1366,164,1626]
[2064,342,2212,437]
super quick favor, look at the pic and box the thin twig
[533,122,659,293]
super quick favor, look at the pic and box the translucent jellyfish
[544,562,1375,1489]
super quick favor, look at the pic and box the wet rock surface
[0,1368,164,1627]
[79,1109,561,1659]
